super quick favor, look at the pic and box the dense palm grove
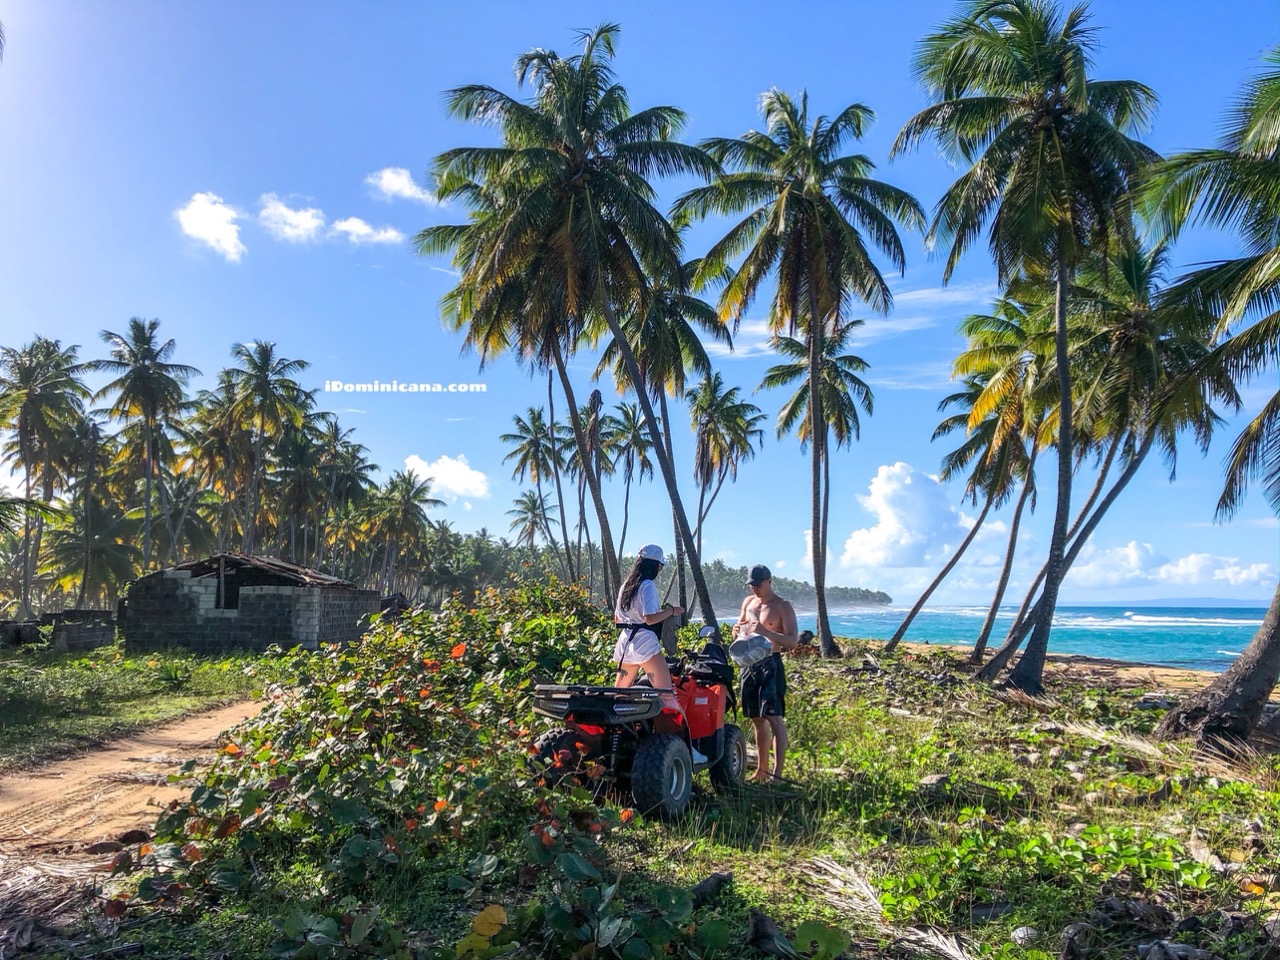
[2,4,1278,734]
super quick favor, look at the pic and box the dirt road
[0,700,259,853]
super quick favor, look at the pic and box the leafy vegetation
[64,581,1280,959]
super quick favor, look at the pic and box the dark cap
[746,564,772,586]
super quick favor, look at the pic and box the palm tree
[371,470,445,595]
[595,248,729,616]
[759,320,874,653]
[225,341,309,555]
[507,490,551,549]
[600,402,654,562]
[89,318,198,571]
[686,373,766,561]
[417,23,721,619]
[0,337,89,616]
[502,407,572,577]
[893,0,1158,693]
[676,89,923,655]
[1140,50,1280,740]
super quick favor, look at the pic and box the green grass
[49,603,1280,960]
[0,639,274,771]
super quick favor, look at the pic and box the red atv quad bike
[532,642,747,818]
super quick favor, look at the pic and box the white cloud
[365,167,437,205]
[839,462,968,569]
[890,280,999,310]
[705,318,773,360]
[404,453,490,499]
[867,359,957,391]
[258,193,325,242]
[1066,540,1276,590]
[331,217,404,245]
[176,192,246,261]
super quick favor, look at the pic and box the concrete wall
[122,569,379,652]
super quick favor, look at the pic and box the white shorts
[613,626,661,665]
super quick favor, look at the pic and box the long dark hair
[619,557,663,609]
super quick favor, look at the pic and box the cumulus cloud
[258,193,326,242]
[365,167,437,205]
[704,318,773,360]
[839,462,968,568]
[1066,540,1276,590]
[176,192,246,261]
[404,454,490,500]
[331,217,404,245]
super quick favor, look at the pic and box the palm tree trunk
[598,301,717,626]
[884,493,994,652]
[618,470,632,562]
[18,438,33,618]
[806,290,838,658]
[551,337,618,601]
[547,371,577,582]
[1008,243,1074,694]
[244,417,265,555]
[980,430,1154,683]
[659,391,689,615]
[971,446,1039,663]
[1156,583,1280,742]
[142,418,154,569]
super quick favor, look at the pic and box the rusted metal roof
[155,553,360,589]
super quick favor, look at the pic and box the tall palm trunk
[806,290,838,657]
[597,302,716,624]
[547,372,576,582]
[1157,583,1280,742]
[971,445,1039,663]
[884,493,994,651]
[551,338,618,601]
[142,417,154,569]
[618,469,633,562]
[244,416,265,555]
[659,391,689,615]
[18,435,33,618]
[980,431,1153,682]
[1008,243,1074,693]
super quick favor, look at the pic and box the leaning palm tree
[759,319,874,648]
[676,89,923,655]
[89,318,199,571]
[417,23,722,619]
[686,373,766,561]
[225,341,309,555]
[1142,50,1280,741]
[892,0,1159,693]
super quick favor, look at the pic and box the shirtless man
[733,564,798,782]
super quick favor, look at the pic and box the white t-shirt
[615,578,660,625]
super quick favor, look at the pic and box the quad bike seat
[533,683,669,724]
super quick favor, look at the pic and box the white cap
[637,544,665,564]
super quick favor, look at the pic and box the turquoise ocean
[794,605,1268,673]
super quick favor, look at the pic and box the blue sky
[1,1,1276,606]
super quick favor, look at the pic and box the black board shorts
[741,652,786,718]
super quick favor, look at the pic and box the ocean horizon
[793,604,1268,673]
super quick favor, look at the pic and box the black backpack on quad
[532,642,746,818]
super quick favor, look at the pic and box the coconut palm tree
[502,407,572,577]
[1136,51,1280,740]
[89,318,199,571]
[600,402,654,562]
[371,470,445,595]
[507,490,552,549]
[892,0,1159,692]
[686,372,766,561]
[595,249,729,615]
[0,337,89,616]
[676,89,923,654]
[759,319,874,653]
[225,341,309,555]
[417,23,722,620]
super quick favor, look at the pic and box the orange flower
[450,642,467,659]
[434,799,448,812]
[619,809,636,824]
[223,743,242,756]
[419,688,432,698]
[405,818,418,831]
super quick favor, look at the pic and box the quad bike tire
[631,733,692,818]
[709,723,746,793]
[533,727,588,786]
